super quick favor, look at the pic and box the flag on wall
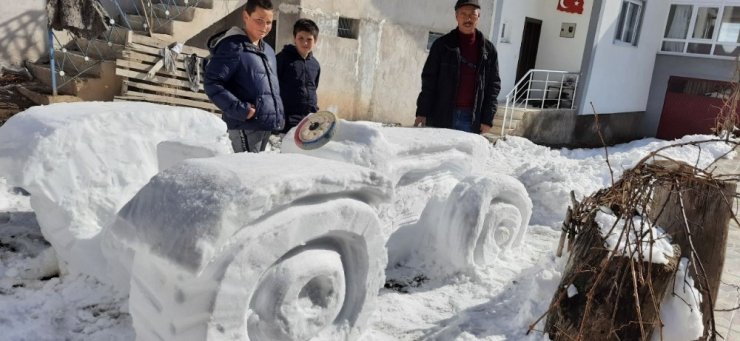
[557,0,584,14]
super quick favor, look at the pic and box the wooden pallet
[115,32,220,113]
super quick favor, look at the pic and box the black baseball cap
[455,0,480,10]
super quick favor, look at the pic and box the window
[337,17,359,39]
[615,0,645,46]
[427,32,444,50]
[661,4,740,58]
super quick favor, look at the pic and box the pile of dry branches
[530,139,739,341]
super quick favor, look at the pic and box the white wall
[578,0,665,115]
[535,1,593,72]
[495,0,592,101]
[300,0,497,124]
[0,1,48,67]
[495,1,540,100]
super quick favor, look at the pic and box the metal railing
[499,69,580,137]
[46,0,205,95]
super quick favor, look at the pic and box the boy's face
[294,31,317,57]
[242,7,274,42]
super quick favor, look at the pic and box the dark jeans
[452,108,474,133]
[228,129,271,153]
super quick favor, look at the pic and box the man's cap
[455,0,480,10]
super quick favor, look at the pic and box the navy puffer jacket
[204,27,285,131]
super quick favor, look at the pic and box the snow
[0,102,232,282]
[595,207,675,264]
[0,102,733,340]
[653,258,704,341]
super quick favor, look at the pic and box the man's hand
[480,124,492,134]
[247,105,256,120]
[414,116,427,127]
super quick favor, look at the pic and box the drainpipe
[48,28,58,97]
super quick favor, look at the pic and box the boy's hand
[480,124,492,134]
[414,116,427,127]
[247,105,256,120]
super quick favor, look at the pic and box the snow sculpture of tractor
[0,103,533,340]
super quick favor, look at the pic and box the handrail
[499,69,580,138]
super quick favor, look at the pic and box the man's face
[456,6,480,35]
[242,7,274,42]
[294,31,317,57]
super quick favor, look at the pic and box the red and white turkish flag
[557,0,584,14]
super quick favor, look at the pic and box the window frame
[337,17,360,40]
[614,0,646,47]
[660,1,740,59]
[426,31,444,51]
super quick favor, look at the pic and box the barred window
[338,17,360,39]
[427,32,444,50]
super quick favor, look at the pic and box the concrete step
[48,50,103,78]
[151,4,197,22]
[99,26,133,46]
[26,62,85,96]
[123,14,175,35]
[493,116,522,130]
[17,85,83,105]
[153,0,213,9]
[26,61,122,101]
[498,107,526,120]
[69,38,126,60]
[121,1,247,44]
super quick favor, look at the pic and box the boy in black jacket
[276,19,321,133]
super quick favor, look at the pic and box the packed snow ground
[0,103,734,340]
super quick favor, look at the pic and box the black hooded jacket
[276,44,321,130]
[416,28,501,133]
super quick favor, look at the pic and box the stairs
[490,107,526,138]
[25,0,246,103]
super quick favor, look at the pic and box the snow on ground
[0,102,733,340]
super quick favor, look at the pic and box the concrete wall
[0,1,48,68]
[298,0,497,124]
[644,54,736,137]
[518,110,644,148]
[578,0,664,115]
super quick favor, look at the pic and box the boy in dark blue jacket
[204,0,284,153]
[276,19,321,133]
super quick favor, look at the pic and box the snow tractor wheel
[127,198,385,341]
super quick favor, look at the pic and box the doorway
[516,17,542,83]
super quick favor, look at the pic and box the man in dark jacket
[415,0,501,134]
[277,18,321,133]
[204,0,284,153]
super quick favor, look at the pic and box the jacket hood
[281,44,313,59]
[207,26,250,52]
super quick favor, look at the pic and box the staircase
[487,69,580,142]
[25,0,247,103]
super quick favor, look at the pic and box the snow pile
[653,258,704,340]
[104,153,393,340]
[493,136,734,227]
[0,102,232,281]
[595,208,674,264]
